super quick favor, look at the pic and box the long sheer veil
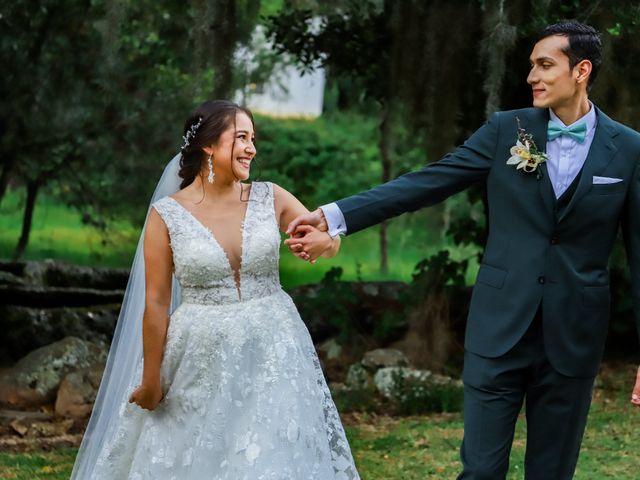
[70,154,183,479]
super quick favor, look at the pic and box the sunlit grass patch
[0,448,77,480]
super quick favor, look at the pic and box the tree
[1,0,274,259]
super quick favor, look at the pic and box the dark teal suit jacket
[337,107,640,377]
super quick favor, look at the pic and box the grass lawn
[1,365,638,479]
[0,188,480,288]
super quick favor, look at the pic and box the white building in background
[244,65,325,118]
[235,26,325,118]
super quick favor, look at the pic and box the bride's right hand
[129,382,164,411]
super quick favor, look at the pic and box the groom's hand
[631,365,640,408]
[286,208,328,236]
[285,209,328,262]
[284,225,334,263]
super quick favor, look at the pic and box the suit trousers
[457,310,596,480]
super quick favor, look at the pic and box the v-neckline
[167,183,253,301]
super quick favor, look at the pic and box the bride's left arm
[272,183,341,261]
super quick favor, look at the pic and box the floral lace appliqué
[91,182,360,479]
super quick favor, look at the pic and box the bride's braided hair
[178,100,255,190]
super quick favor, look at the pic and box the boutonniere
[506,117,549,180]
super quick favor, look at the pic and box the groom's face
[527,35,580,110]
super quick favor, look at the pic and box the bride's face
[207,112,256,182]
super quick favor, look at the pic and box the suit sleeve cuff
[320,202,347,237]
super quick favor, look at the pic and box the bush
[254,113,381,207]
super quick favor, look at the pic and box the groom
[286,21,640,479]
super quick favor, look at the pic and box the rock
[0,270,25,286]
[373,367,462,400]
[0,409,53,425]
[0,259,130,290]
[0,285,125,308]
[0,305,117,364]
[316,338,343,360]
[10,418,29,436]
[7,416,76,438]
[55,364,104,418]
[373,367,431,399]
[345,363,374,391]
[28,419,74,438]
[361,348,409,372]
[0,337,107,408]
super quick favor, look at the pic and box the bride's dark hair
[178,100,255,190]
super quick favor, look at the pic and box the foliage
[332,387,378,414]
[254,113,380,208]
[408,251,468,295]
[0,0,278,257]
[390,372,464,415]
[293,266,360,346]
[265,2,389,100]
[371,251,470,347]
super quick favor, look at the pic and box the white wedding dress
[90,182,360,479]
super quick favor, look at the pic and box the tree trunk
[211,0,238,98]
[481,0,517,118]
[0,156,16,205]
[13,179,42,261]
[378,104,393,274]
[392,291,451,372]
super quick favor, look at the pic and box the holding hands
[285,208,339,263]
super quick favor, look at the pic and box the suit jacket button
[550,235,559,245]
[538,276,545,284]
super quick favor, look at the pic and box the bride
[71,100,360,479]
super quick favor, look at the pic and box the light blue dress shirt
[546,103,597,199]
[321,105,598,237]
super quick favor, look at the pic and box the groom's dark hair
[537,21,602,89]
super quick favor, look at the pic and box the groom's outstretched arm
[288,112,500,237]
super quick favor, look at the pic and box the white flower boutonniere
[506,117,548,180]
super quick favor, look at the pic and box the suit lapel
[557,107,620,223]
[519,109,555,217]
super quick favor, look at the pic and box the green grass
[1,365,638,479]
[0,448,76,480]
[0,190,139,269]
[1,188,480,288]
[344,364,640,479]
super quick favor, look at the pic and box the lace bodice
[152,182,281,305]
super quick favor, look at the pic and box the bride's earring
[207,153,215,183]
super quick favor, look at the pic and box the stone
[373,367,431,399]
[28,419,74,438]
[0,270,25,286]
[316,338,343,360]
[361,348,409,372]
[0,409,53,424]
[55,364,104,418]
[345,363,374,391]
[0,305,117,364]
[0,337,107,408]
[373,367,462,400]
[9,418,29,436]
[12,259,130,290]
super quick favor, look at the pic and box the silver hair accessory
[181,116,204,151]
[207,153,215,183]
